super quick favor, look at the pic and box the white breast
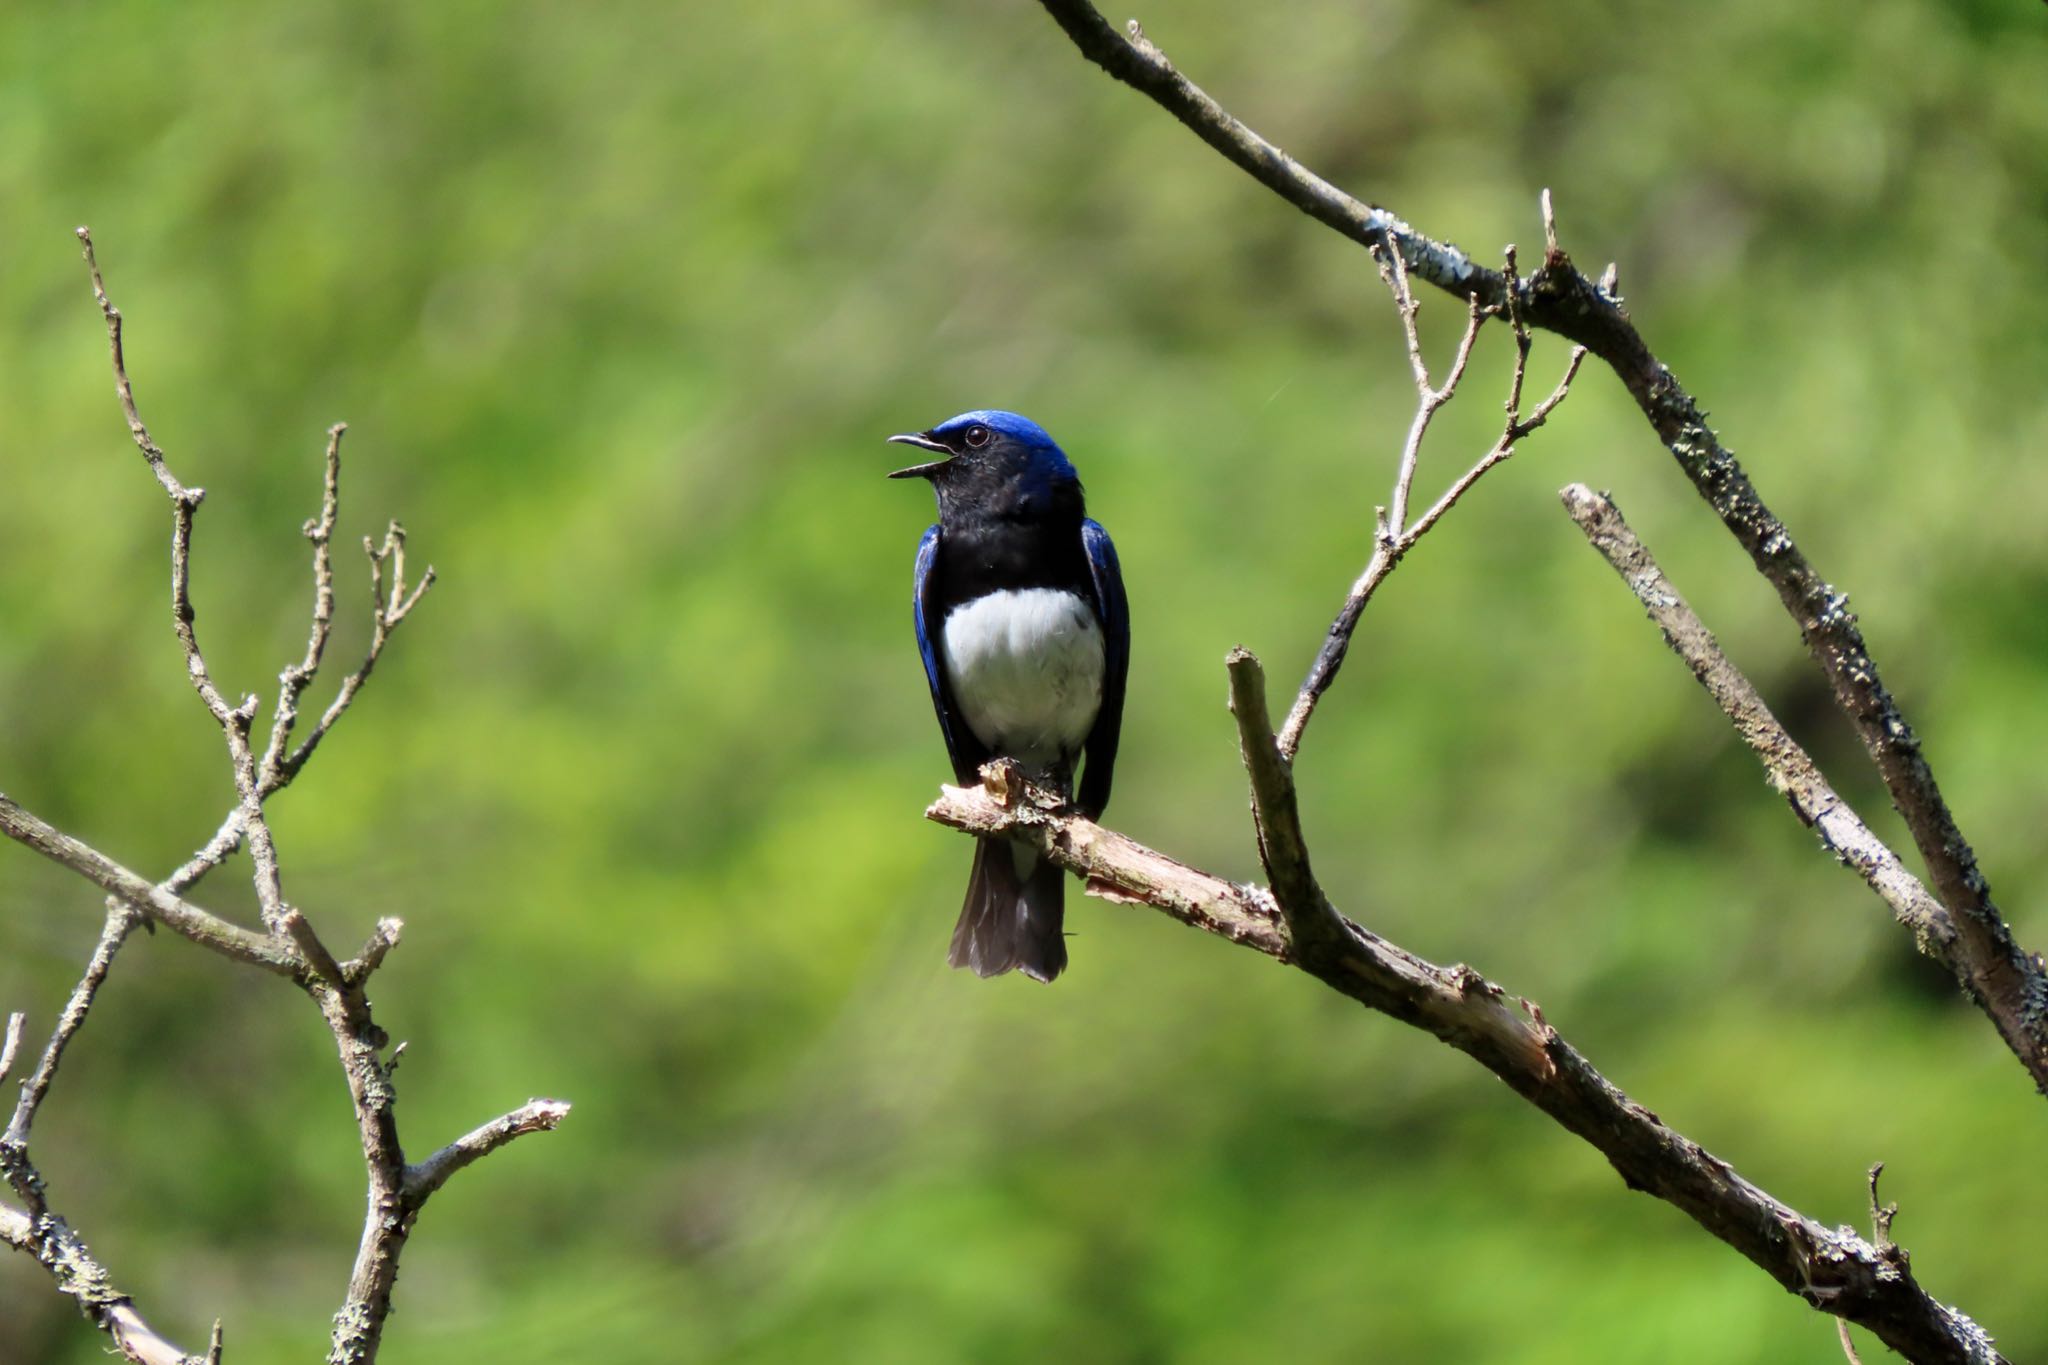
[942,588,1105,767]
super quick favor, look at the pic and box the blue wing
[913,525,990,785]
[1075,518,1129,819]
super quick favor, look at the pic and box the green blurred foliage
[2,0,2045,1360]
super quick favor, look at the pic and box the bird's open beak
[886,431,951,479]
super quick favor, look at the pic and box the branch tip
[1867,1163,1899,1249]
[402,1098,573,1205]
[279,907,345,988]
[0,1014,22,1088]
[345,917,406,985]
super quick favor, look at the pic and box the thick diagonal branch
[927,765,2003,1364]
[1032,0,2048,1091]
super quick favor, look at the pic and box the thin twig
[0,1014,22,1088]
[0,909,141,1249]
[1276,233,1586,762]
[259,424,347,790]
[280,523,436,787]
[159,810,250,898]
[1405,345,1585,549]
[324,1032,572,1364]
[5,905,141,1156]
[1382,243,1484,536]
[343,918,406,987]
[158,430,431,905]
[926,764,2004,1365]
[78,233,245,735]
[403,1098,574,1204]
[75,227,188,505]
[79,228,296,949]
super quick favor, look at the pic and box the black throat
[932,466,1090,603]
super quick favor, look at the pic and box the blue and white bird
[889,410,1129,983]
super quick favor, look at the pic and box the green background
[3,1,2045,1361]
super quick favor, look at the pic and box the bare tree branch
[1031,0,2048,1094]
[78,228,292,943]
[950,763,1289,955]
[1559,486,1960,963]
[928,760,2003,1365]
[3,230,564,1365]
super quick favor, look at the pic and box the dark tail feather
[948,838,1067,983]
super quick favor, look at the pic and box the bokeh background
[3,1,2046,1361]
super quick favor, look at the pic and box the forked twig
[1277,228,1586,760]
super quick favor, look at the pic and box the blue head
[887,410,1082,522]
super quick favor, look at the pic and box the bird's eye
[963,424,991,449]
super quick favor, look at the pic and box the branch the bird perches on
[917,7,2036,1359]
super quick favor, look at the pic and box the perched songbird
[889,410,1129,983]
